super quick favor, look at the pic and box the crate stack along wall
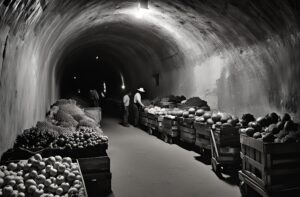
[139,96,300,196]
[0,99,111,197]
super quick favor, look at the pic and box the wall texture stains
[0,0,300,155]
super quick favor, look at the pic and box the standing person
[89,89,99,107]
[133,87,145,127]
[122,91,132,127]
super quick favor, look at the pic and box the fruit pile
[240,113,300,143]
[194,109,240,128]
[53,127,108,149]
[0,154,86,197]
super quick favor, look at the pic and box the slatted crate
[194,122,211,150]
[162,116,179,137]
[239,135,300,196]
[178,123,196,144]
[157,115,164,133]
[140,111,148,127]
[1,142,108,162]
[178,117,195,128]
[78,155,112,197]
[213,125,240,147]
[147,113,158,130]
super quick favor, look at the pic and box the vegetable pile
[12,99,107,151]
[0,154,86,197]
[194,110,240,129]
[240,112,300,143]
[180,97,210,110]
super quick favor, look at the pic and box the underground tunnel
[1,0,300,197]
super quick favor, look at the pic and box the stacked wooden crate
[194,121,211,152]
[178,117,196,144]
[162,116,179,143]
[239,135,300,197]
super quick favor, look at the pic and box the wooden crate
[162,117,178,137]
[240,135,300,195]
[82,172,112,197]
[194,122,211,137]
[78,155,110,174]
[44,143,108,159]
[179,125,196,144]
[178,117,195,128]
[157,116,164,132]
[213,125,240,147]
[140,111,148,127]
[1,147,45,162]
[195,134,211,150]
[147,113,158,130]
[79,156,112,197]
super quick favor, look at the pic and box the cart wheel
[239,181,259,197]
[211,158,222,177]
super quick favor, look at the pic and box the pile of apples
[0,154,86,197]
[53,126,108,149]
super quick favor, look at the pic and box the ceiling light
[135,0,149,19]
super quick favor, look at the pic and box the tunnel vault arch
[1,0,300,155]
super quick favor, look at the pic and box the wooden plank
[265,143,300,154]
[240,135,264,152]
[82,172,112,197]
[241,154,264,172]
[78,156,110,174]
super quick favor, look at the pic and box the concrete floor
[102,117,241,197]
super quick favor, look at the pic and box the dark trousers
[133,103,140,126]
[123,106,129,126]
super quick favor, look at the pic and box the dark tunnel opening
[54,19,184,117]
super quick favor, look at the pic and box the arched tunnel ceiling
[0,0,300,155]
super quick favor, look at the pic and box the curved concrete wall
[0,0,299,155]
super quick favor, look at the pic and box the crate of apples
[0,154,87,197]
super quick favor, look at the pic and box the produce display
[14,125,107,151]
[52,127,108,149]
[179,97,210,110]
[240,112,300,143]
[0,154,86,197]
[194,110,240,129]
[7,99,108,156]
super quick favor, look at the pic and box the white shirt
[123,95,130,107]
[134,92,144,107]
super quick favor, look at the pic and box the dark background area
[59,46,127,107]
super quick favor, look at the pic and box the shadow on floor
[216,172,240,186]
[194,155,211,165]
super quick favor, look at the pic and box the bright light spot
[73,76,77,80]
[120,73,125,90]
[134,4,149,19]
[77,89,81,94]
[96,56,99,60]
[103,82,107,93]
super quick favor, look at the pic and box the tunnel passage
[55,19,185,104]
[1,0,300,155]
